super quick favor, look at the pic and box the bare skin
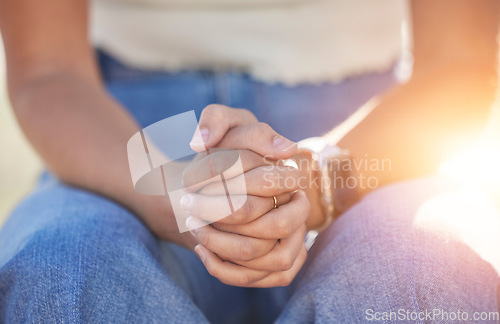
[0,0,498,287]
[335,0,499,190]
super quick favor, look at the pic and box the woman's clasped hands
[181,105,311,288]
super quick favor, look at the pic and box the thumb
[218,122,297,160]
[190,104,257,152]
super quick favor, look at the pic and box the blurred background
[0,37,499,228]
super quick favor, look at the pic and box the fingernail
[185,216,206,233]
[273,136,296,152]
[190,128,209,148]
[194,244,207,262]
[180,195,193,212]
[199,128,209,143]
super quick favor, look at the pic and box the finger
[227,224,307,272]
[185,192,292,225]
[190,105,258,151]
[187,217,277,261]
[182,149,276,192]
[214,191,310,239]
[198,165,303,196]
[194,244,271,287]
[247,246,308,288]
[217,122,297,160]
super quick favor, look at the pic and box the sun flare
[414,129,500,274]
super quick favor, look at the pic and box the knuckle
[244,123,258,145]
[238,272,252,286]
[203,104,225,120]
[236,108,257,122]
[204,103,223,113]
[277,271,294,287]
[248,122,272,144]
[275,253,294,271]
[273,215,291,238]
[255,122,273,133]
[239,239,256,261]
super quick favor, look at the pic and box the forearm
[10,72,191,245]
[330,64,497,192]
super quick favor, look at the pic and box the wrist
[133,194,197,249]
[289,151,325,229]
[294,137,360,231]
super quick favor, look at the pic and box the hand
[189,104,297,158]
[190,104,324,227]
[189,192,309,288]
[183,162,309,286]
[182,104,311,287]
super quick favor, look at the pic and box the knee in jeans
[4,187,155,274]
[334,179,497,309]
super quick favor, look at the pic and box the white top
[90,0,410,85]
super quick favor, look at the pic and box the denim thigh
[278,177,500,323]
[0,52,399,323]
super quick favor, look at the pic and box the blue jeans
[0,52,498,323]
